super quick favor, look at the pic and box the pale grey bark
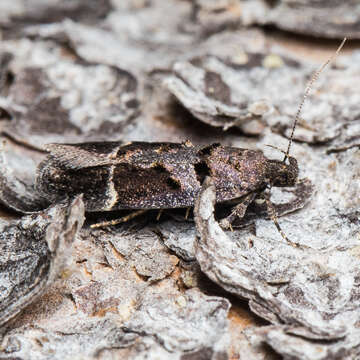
[0,1,359,360]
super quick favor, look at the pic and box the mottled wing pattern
[38,142,204,210]
[111,142,202,209]
[44,142,125,169]
[37,141,270,211]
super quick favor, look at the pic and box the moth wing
[111,161,197,209]
[44,143,122,170]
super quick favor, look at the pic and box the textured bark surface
[0,196,85,327]
[195,176,360,359]
[0,1,359,360]
[194,0,360,39]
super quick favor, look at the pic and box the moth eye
[48,169,60,179]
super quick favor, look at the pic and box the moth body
[36,141,298,212]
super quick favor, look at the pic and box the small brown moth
[36,39,346,245]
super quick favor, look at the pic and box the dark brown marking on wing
[197,143,221,156]
[38,163,112,211]
[194,161,211,184]
[111,163,197,209]
[166,177,181,190]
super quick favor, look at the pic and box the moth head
[266,156,298,187]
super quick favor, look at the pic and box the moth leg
[219,193,256,230]
[91,209,147,229]
[185,207,191,220]
[263,191,301,248]
[272,178,313,217]
[156,209,164,221]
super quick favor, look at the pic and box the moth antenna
[265,144,287,157]
[283,37,346,163]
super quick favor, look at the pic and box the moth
[36,140,299,228]
[35,39,346,245]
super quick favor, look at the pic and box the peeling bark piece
[69,234,129,317]
[248,325,360,360]
[165,53,301,134]
[0,62,139,149]
[21,0,195,75]
[157,221,197,261]
[0,0,112,31]
[260,0,360,40]
[279,51,360,147]
[327,140,360,155]
[69,223,179,319]
[0,291,228,360]
[321,148,360,222]
[0,137,49,213]
[0,221,230,359]
[192,0,244,37]
[1,317,139,359]
[0,196,84,327]
[166,51,360,142]
[165,52,360,142]
[98,225,179,282]
[194,0,360,40]
[124,287,230,354]
[194,177,360,341]
[165,58,265,133]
